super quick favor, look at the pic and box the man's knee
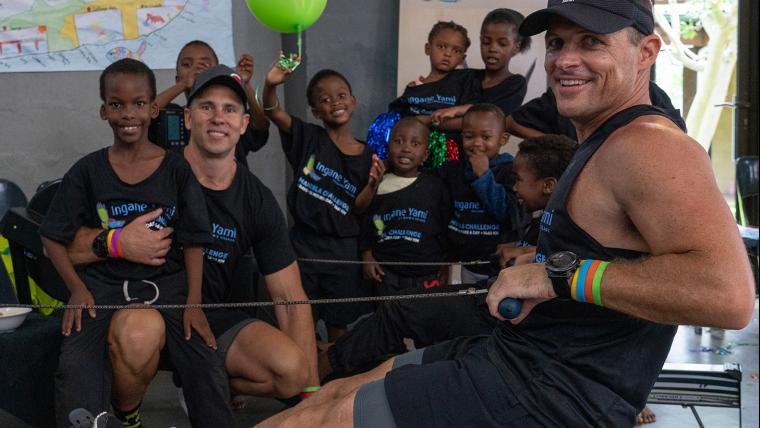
[108,309,165,367]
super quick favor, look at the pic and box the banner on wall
[0,0,233,72]
[398,0,546,101]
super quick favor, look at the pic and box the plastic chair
[0,178,28,220]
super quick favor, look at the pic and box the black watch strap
[549,275,571,299]
[92,229,109,258]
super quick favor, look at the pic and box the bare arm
[354,155,384,214]
[596,125,754,328]
[235,54,270,131]
[155,82,188,110]
[42,237,95,335]
[487,123,754,329]
[505,115,546,139]
[264,262,319,387]
[262,54,299,133]
[156,63,210,109]
[182,245,216,348]
[66,209,173,266]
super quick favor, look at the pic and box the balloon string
[278,28,303,71]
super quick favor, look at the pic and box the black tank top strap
[552,104,675,207]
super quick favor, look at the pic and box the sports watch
[545,251,579,299]
[92,229,110,259]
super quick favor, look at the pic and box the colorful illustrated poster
[0,0,233,72]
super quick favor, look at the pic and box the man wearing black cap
[67,65,319,423]
[255,1,754,427]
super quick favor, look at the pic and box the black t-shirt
[461,70,527,116]
[489,106,679,426]
[388,70,471,117]
[39,148,210,282]
[440,157,519,271]
[280,116,372,238]
[149,102,269,170]
[201,162,296,303]
[361,173,450,277]
[510,81,687,139]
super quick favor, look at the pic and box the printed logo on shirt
[204,247,229,264]
[454,200,485,214]
[540,210,554,234]
[212,222,237,242]
[379,208,429,223]
[297,155,360,216]
[372,215,385,236]
[378,228,422,243]
[447,219,500,236]
[96,201,176,231]
[302,154,321,181]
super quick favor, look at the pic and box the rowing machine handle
[485,277,523,319]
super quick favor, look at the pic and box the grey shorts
[216,318,260,363]
[352,348,426,428]
[354,378,397,428]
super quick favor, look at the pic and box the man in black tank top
[254,2,755,427]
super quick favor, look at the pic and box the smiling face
[461,110,508,160]
[185,84,249,158]
[480,22,520,72]
[100,73,158,146]
[309,75,356,128]
[512,155,552,213]
[544,18,643,124]
[388,119,429,177]
[425,28,468,74]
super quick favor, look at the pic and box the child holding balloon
[262,58,384,342]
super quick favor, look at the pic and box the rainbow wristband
[302,386,321,393]
[570,259,609,306]
[108,228,123,258]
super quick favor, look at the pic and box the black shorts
[384,336,540,428]
[290,228,369,328]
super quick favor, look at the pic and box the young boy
[149,40,269,169]
[263,59,383,342]
[320,133,577,379]
[389,21,471,117]
[441,103,522,282]
[430,9,531,129]
[496,134,578,268]
[39,59,231,427]
[361,117,450,295]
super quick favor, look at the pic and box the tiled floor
[139,300,759,428]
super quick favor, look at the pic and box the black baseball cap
[519,0,655,37]
[186,65,249,111]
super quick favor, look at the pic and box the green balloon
[245,0,328,33]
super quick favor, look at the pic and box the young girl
[263,58,383,342]
[360,117,450,296]
[389,21,471,117]
[431,8,531,129]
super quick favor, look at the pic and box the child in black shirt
[150,40,269,169]
[389,21,471,117]
[360,117,450,295]
[440,103,523,282]
[495,134,578,268]
[263,61,384,342]
[430,9,531,129]
[39,59,231,427]
[322,134,578,380]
